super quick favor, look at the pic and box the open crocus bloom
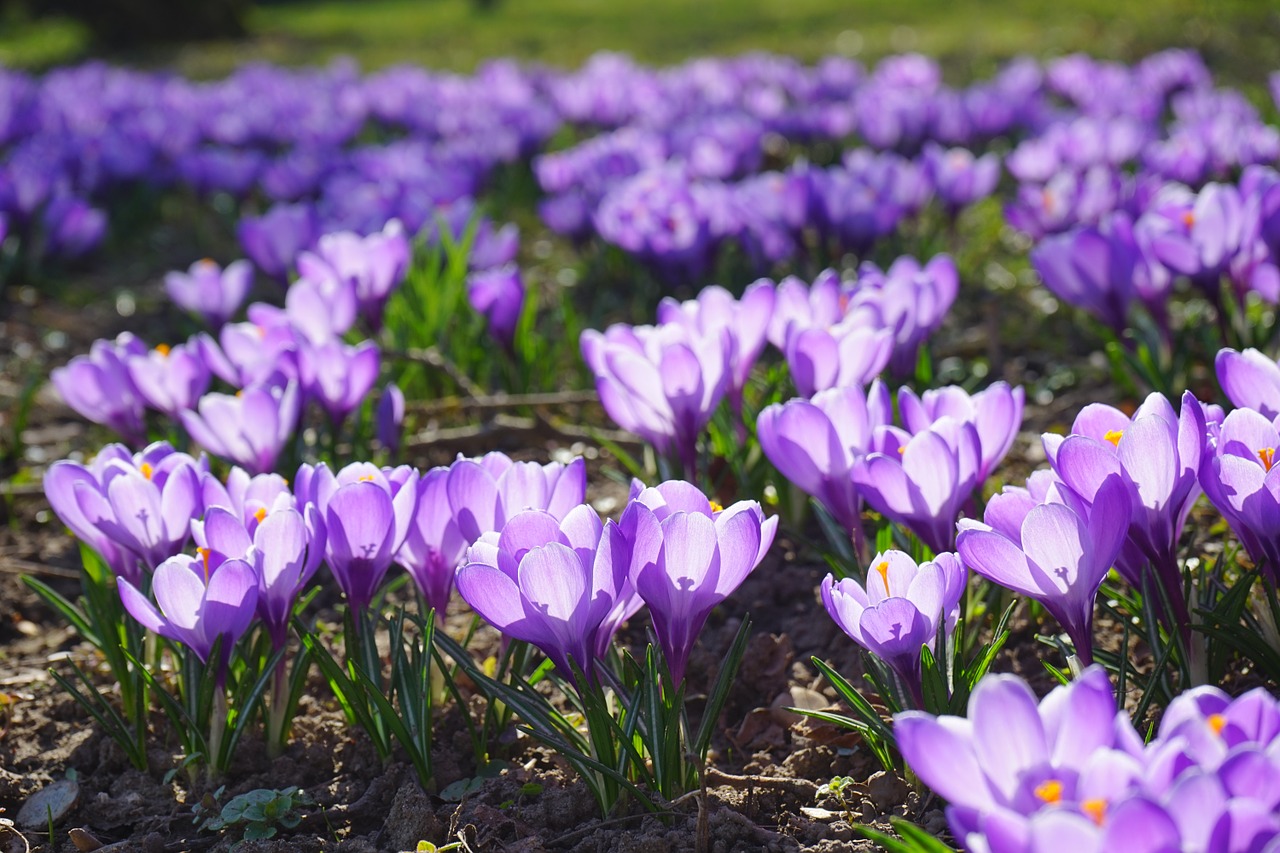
[820,549,966,705]
[1198,407,1280,577]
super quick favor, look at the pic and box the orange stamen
[709,500,724,513]
[1034,780,1063,804]
[140,462,154,480]
[1082,799,1107,826]
[1258,448,1275,471]
[1104,429,1124,447]
[254,507,268,523]
[1208,713,1226,735]
[155,343,171,357]
[197,547,211,581]
[358,474,375,482]
[874,560,891,595]
[1182,211,1195,228]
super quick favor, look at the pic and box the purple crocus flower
[657,280,775,415]
[297,219,410,329]
[282,273,358,345]
[1215,347,1280,419]
[1045,392,1208,633]
[1031,212,1139,335]
[894,667,1137,852]
[956,474,1130,665]
[237,202,319,283]
[757,383,890,535]
[766,270,844,349]
[376,383,405,455]
[181,381,300,476]
[455,505,630,680]
[196,313,300,389]
[49,441,205,580]
[580,322,731,478]
[1142,182,1245,290]
[125,341,211,417]
[623,483,776,683]
[42,195,107,259]
[297,461,418,614]
[446,452,587,544]
[898,382,1024,483]
[397,466,467,615]
[1198,407,1280,577]
[846,255,960,376]
[784,317,894,398]
[118,553,258,674]
[851,418,982,554]
[922,143,1001,215]
[198,504,325,647]
[298,339,380,425]
[51,333,148,445]
[199,468,294,536]
[164,259,254,329]
[466,264,525,350]
[820,550,967,706]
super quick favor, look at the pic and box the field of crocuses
[3,43,1280,852]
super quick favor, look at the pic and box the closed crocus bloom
[624,485,776,683]
[297,461,418,613]
[51,332,147,445]
[375,383,405,455]
[766,270,844,349]
[784,316,894,398]
[894,667,1147,853]
[164,258,254,329]
[196,312,300,389]
[198,504,325,647]
[1216,348,1280,419]
[298,339,380,425]
[118,553,258,676]
[922,142,1001,215]
[397,467,467,614]
[820,550,966,705]
[284,272,358,344]
[181,381,300,476]
[852,417,983,554]
[1198,408,1280,576]
[298,219,410,330]
[237,202,318,283]
[446,452,586,544]
[455,506,630,681]
[125,341,211,417]
[466,264,526,350]
[957,475,1130,665]
[657,280,775,414]
[899,382,1025,483]
[757,383,888,534]
[1031,213,1139,335]
[581,322,731,478]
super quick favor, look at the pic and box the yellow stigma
[235,390,243,398]
[155,343,171,357]
[874,560,891,595]
[1258,448,1275,472]
[1082,799,1107,826]
[709,500,724,513]
[1034,780,1064,804]
[197,547,211,580]
[1208,713,1226,735]
[140,462,154,480]
[1182,211,1196,228]
[254,507,268,523]
[1104,429,1124,447]
[897,446,906,455]
[358,474,375,482]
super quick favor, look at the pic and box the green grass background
[1,0,1277,88]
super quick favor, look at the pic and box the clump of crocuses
[896,666,1280,853]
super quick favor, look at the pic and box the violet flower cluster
[897,666,1280,853]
